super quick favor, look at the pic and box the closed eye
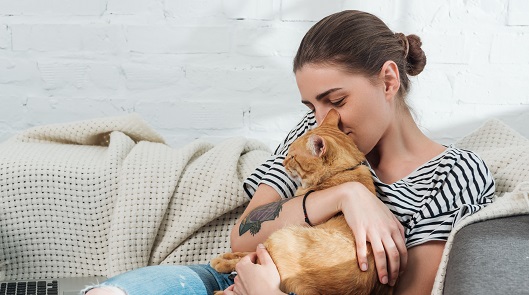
[331,96,346,107]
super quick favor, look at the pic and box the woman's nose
[314,107,331,125]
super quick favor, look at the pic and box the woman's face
[295,63,394,154]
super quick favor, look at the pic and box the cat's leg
[210,252,251,273]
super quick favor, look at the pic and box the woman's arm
[230,183,345,252]
[230,182,407,286]
[394,241,445,295]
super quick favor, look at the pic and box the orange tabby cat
[211,109,392,295]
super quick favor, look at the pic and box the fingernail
[258,243,265,249]
[390,279,396,287]
[361,263,368,271]
[381,276,388,284]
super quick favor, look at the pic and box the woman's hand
[338,182,408,287]
[223,244,286,295]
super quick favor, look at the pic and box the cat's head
[283,109,366,189]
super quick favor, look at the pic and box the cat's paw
[213,291,225,295]
[211,252,250,273]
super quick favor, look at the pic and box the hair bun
[405,34,426,76]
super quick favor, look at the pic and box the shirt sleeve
[405,149,496,247]
[243,111,316,199]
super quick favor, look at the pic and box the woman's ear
[379,60,400,101]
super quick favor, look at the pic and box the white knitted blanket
[0,114,270,280]
[432,119,529,294]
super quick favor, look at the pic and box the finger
[353,229,369,272]
[255,244,274,266]
[382,237,400,286]
[223,284,235,295]
[370,238,389,285]
[389,216,407,273]
[238,251,257,265]
[393,230,408,275]
[394,215,406,240]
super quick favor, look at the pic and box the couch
[1,115,528,294]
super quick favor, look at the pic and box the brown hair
[293,10,426,102]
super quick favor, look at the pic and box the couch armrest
[444,215,529,294]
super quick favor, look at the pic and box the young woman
[85,10,495,295]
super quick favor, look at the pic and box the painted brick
[122,63,185,91]
[507,0,529,26]
[249,102,307,132]
[36,61,121,97]
[342,0,398,23]
[135,101,246,130]
[0,96,27,128]
[454,0,507,25]
[0,1,528,149]
[125,26,231,54]
[87,64,122,92]
[0,25,10,49]
[234,24,308,56]
[0,0,107,16]
[223,0,275,20]
[453,65,529,104]
[0,57,38,84]
[408,67,455,106]
[422,103,529,143]
[421,32,470,64]
[37,62,88,90]
[184,64,297,97]
[11,25,125,52]
[281,0,342,22]
[23,97,128,127]
[490,32,529,64]
[164,0,224,19]
[390,0,448,29]
[107,0,162,15]
[465,33,494,65]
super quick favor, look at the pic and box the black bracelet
[288,293,298,295]
[302,190,315,226]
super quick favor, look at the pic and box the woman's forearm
[230,183,351,252]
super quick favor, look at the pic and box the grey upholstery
[444,215,529,294]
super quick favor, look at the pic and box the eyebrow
[301,88,342,105]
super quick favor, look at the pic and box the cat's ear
[321,109,340,127]
[308,134,326,157]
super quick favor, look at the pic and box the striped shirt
[243,112,495,247]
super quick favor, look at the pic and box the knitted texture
[0,114,270,280]
[432,119,529,294]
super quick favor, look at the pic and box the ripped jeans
[82,264,234,295]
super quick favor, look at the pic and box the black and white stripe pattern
[243,111,317,199]
[243,112,496,247]
[373,147,495,247]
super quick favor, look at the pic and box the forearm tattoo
[239,199,290,236]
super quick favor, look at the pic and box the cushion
[455,119,529,196]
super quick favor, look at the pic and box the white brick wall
[0,0,528,150]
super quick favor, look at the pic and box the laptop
[0,277,107,295]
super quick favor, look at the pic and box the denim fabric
[83,264,234,295]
